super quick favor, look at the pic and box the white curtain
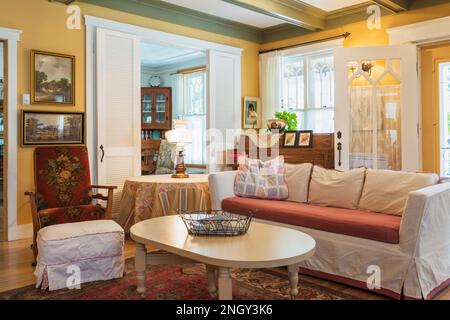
[170,73,184,121]
[259,51,283,126]
[170,72,205,164]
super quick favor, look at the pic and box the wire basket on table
[178,210,253,236]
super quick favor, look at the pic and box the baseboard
[8,223,32,241]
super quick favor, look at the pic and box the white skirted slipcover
[209,171,450,299]
[35,220,125,291]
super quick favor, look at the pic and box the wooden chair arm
[89,186,116,219]
[90,185,118,190]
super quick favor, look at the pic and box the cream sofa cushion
[358,169,439,216]
[285,163,313,203]
[308,166,366,209]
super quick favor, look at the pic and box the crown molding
[80,0,263,42]
[78,0,450,44]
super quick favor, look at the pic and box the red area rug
[0,258,362,300]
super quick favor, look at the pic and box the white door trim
[0,27,26,240]
[387,16,450,46]
[85,15,243,182]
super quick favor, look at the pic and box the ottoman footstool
[34,220,125,291]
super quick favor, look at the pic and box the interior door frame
[436,57,450,176]
[388,16,450,173]
[334,44,419,172]
[85,15,242,182]
[0,27,22,241]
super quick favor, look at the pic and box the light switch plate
[22,93,30,105]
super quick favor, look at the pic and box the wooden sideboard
[229,133,335,169]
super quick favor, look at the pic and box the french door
[96,28,141,217]
[334,45,419,171]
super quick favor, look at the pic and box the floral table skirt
[117,175,211,231]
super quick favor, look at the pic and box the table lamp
[166,119,192,178]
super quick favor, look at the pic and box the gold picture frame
[31,50,75,105]
[21,111,85,147]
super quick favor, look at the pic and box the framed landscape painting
[31,50,75,105]
[22,111,84,146]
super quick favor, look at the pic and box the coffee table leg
[288,264,299,300]
[135,242,147,298]
[217,267,232,300]
[206,265,217,298]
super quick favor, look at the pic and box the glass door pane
[155,93,167,124]
[142,93,152,124]
[347,59,402,170]
[439,62,450,177]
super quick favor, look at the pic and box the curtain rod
[170,65,206,76]
[259,32,351,54]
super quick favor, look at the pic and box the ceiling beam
[222,0,325,31]
[371,0,409,13]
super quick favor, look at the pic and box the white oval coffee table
[130,215,316,300]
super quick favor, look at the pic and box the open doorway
[139,41,207,175]
[421,42,450,175]
[0,40,5,241]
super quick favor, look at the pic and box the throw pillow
[234,156,289,200]
[285,163,313,203]
[358,169,439,216]
[308,166,366,209]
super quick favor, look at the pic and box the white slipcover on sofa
[208,166,450,299]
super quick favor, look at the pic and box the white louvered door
[96,28,141,217]
[206,50,241,172]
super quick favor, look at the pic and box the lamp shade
[166,119,192,144]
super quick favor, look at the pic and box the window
[282,51,334,133]
[181,71,206,164]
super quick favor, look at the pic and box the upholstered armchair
[25,146,117,263]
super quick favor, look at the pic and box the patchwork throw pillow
[234,156,289,200]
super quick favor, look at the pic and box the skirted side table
[117,174,211,231]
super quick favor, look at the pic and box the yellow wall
[0,0,260,225]
[1,0,450,226]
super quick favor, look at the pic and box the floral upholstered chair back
[34,146,92,210]
[155,139,177,175]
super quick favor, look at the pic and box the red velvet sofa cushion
[222,197,401,244]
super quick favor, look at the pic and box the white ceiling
[141,42,204,69]
[162,0,285,28]
[291,0,368,12]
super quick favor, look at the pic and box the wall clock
[149,75,161,87]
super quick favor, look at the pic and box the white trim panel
[387,16,450,45]
[0,27,24,240]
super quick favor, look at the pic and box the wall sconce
[349,61,375,78]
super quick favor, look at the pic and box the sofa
[208,163,450,299]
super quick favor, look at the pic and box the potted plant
[267,111,298,133]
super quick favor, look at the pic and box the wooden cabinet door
[141,88,153,129]
[153,88,172,129]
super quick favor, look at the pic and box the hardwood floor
[0,237,448,300]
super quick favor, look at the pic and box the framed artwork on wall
[298,130,313,148]
[242,97,261,129]
[31,50,75,105]
[282,131,298,148]
[21,111,84,147]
